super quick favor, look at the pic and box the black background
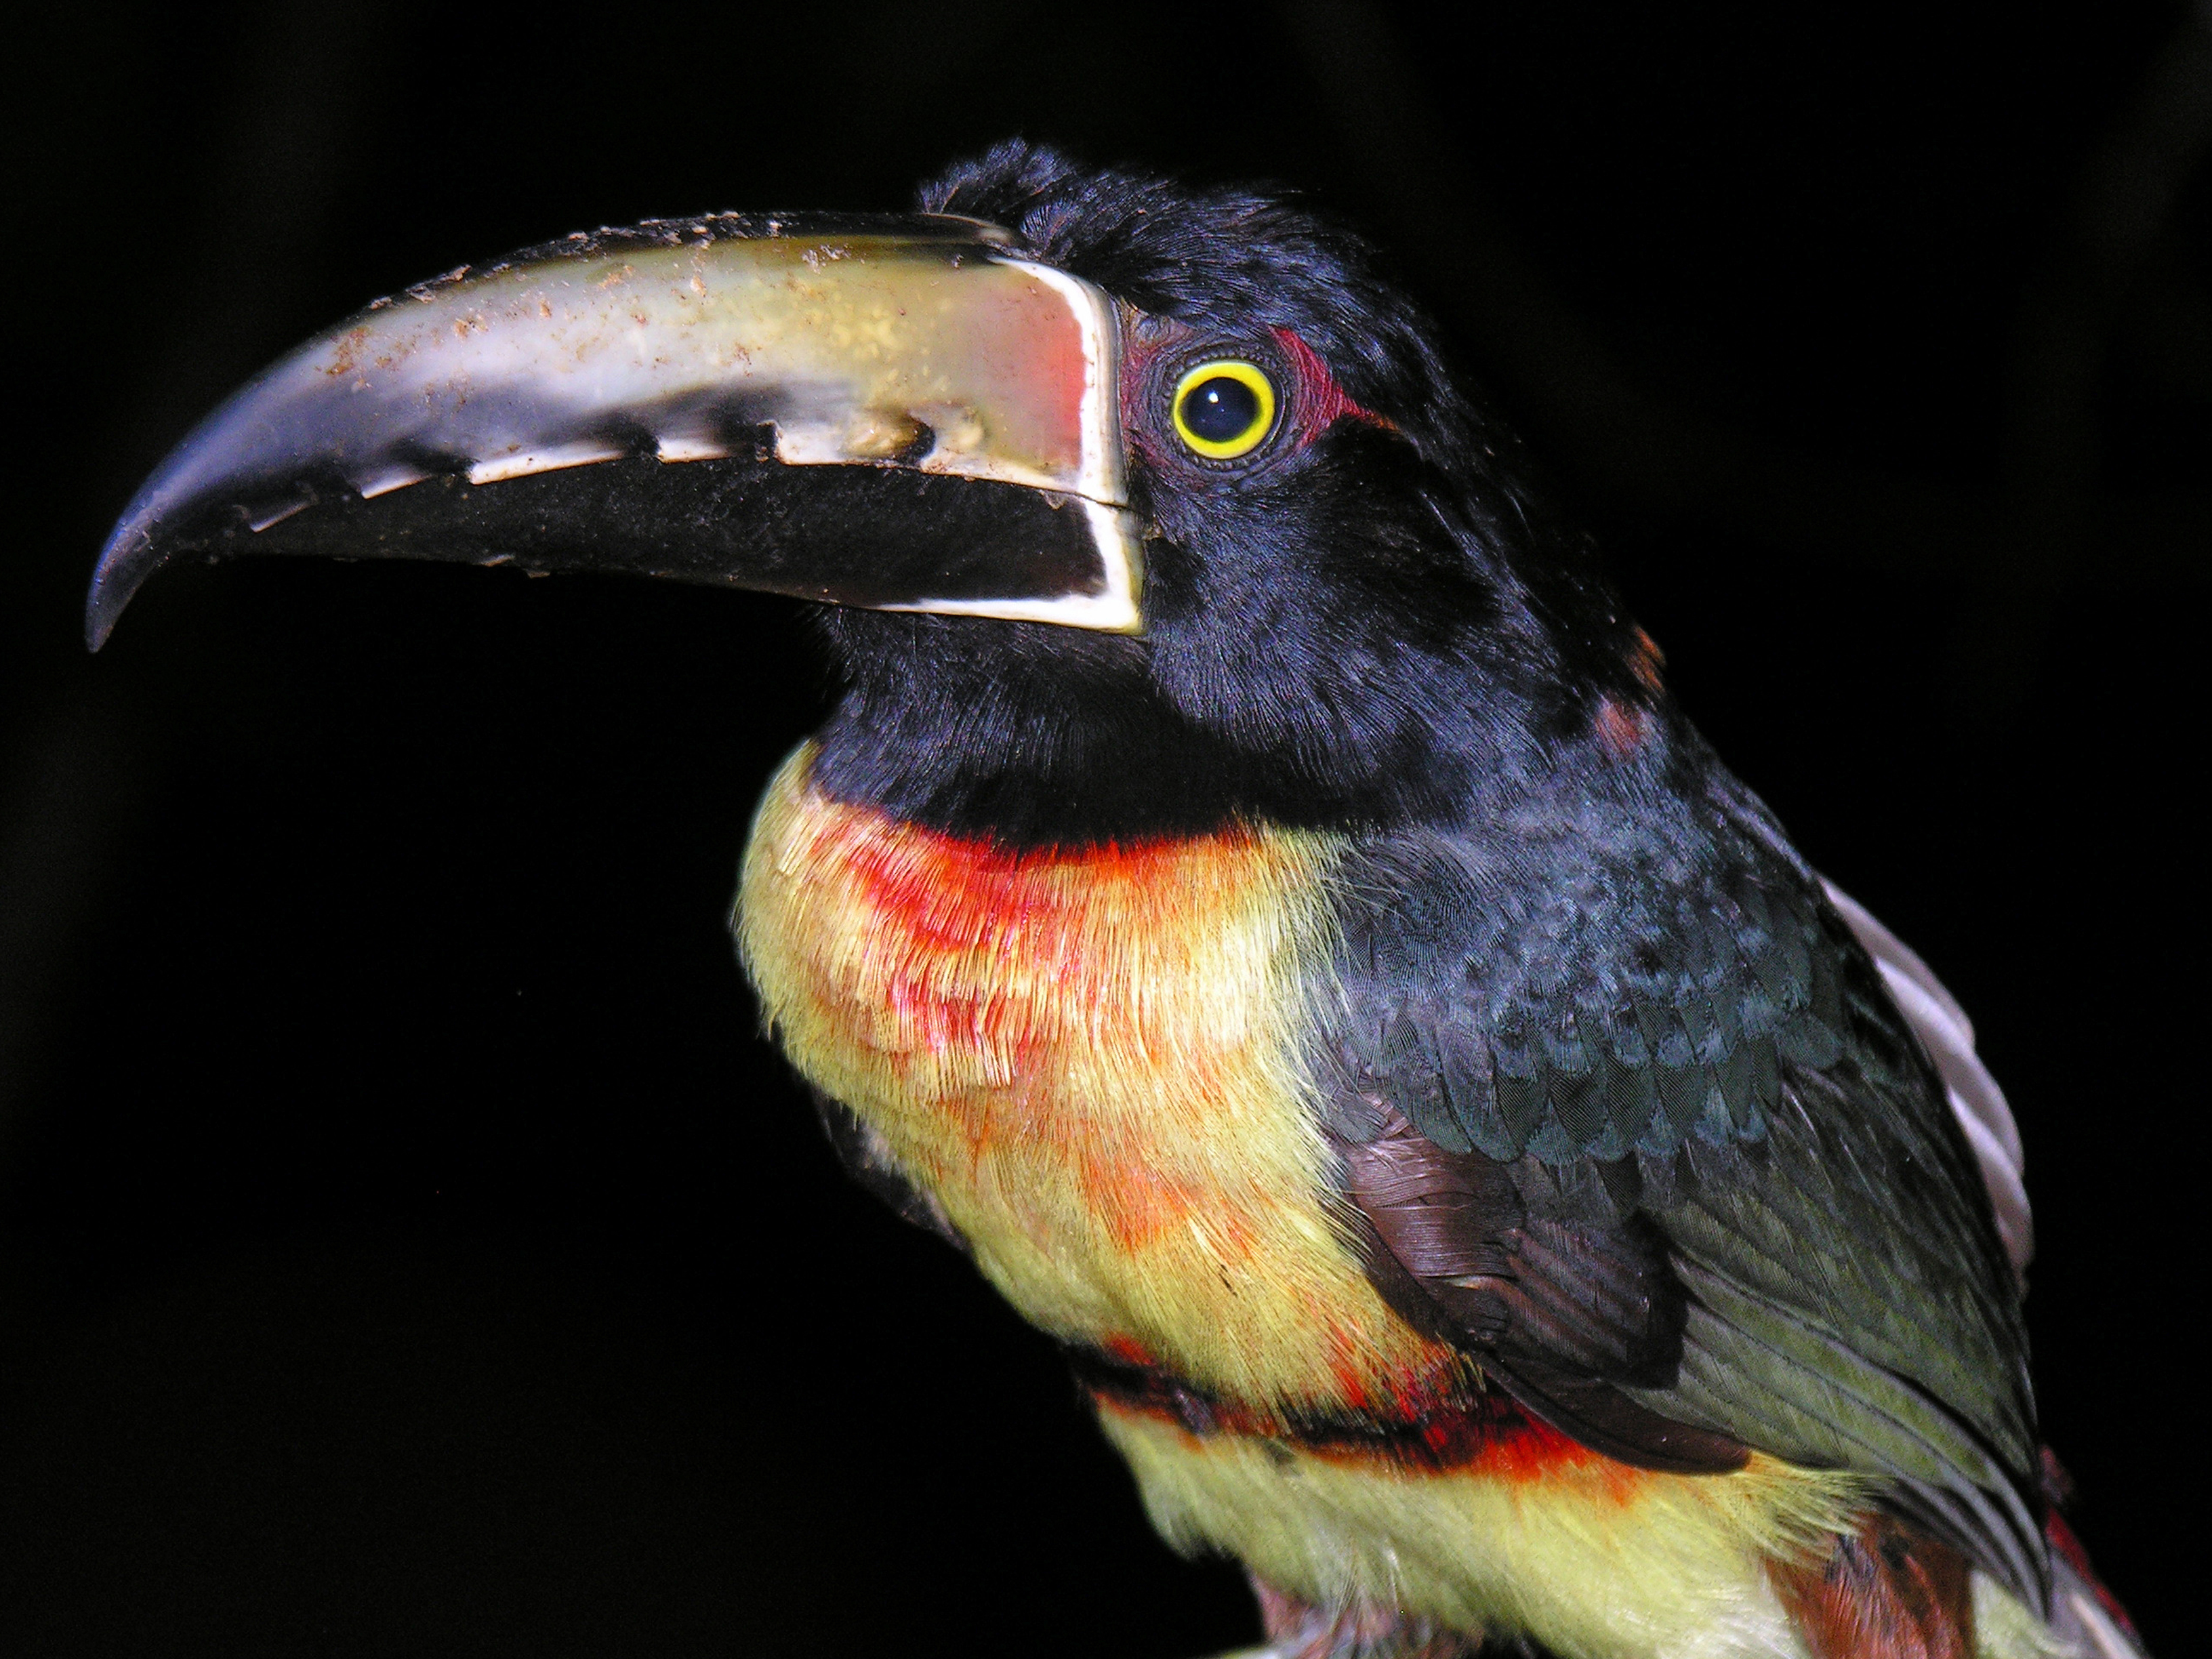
[3,3,2204,1654]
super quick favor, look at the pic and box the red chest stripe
[1076,1346,1639,1494]
[836,815,1260,968]
[822,815,1266,1124]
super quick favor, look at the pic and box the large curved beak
[87,212,1140,649]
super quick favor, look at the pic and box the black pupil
[1182,375,1263,445]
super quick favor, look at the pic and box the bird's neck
[804,615,1549,849]
[806,691,1275,847]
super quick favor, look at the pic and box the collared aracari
[89,144,2148,1659]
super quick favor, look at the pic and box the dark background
[3,2,2204,1653]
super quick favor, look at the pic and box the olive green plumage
[1326,730,2043,1607]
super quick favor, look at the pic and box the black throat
[805,601,1530,844]
[806,609,1425,846]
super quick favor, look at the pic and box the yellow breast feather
[737,744,1465,1416]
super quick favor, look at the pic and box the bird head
[91,143,1660,844]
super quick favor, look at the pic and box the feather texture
[1322,739,2047,1613]
[1820,880,2032,1280]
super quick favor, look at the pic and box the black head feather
[812,143,1663,846]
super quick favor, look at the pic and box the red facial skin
[1269,326,1393,445]
[1118,321,1392,469]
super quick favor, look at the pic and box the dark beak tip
[85,525,157,652]
[85,594,119,653]
[85,568,119,653]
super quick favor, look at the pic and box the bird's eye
[1170,361,1277,460]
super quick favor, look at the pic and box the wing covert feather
[1322,751,2045,1605]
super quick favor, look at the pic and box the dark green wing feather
[1322,750,2045,1604]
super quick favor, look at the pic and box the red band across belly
[1072,1345,1603,1481]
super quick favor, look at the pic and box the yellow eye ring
[1170,360,1278,459]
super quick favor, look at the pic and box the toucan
[89,144,2147,1659]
